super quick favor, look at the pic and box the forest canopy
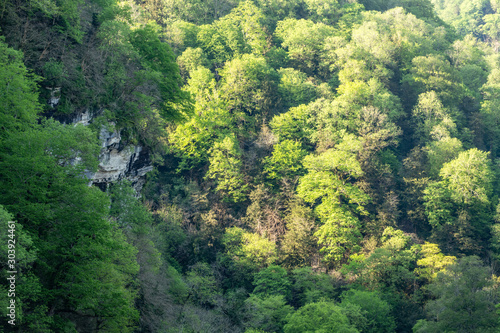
[2,0,500,332]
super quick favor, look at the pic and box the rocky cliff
[56,107,153,193]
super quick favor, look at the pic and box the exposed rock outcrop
[90,126,153,192]
[60,110,153,193]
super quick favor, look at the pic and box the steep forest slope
[2,0,500,332]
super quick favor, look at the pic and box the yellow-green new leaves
[219,54,278,116]
[439,148,493,204]
[426,137,463,178]
[227,0,267,54]
[480,67,500,158]
[301,149,364,178]
[206,134,248,202]
[297,149,368,216]
[314,209,364,263]
[412,91,457,143]
[425,148,493,214]
[403,54,464,107]
[223,227,277,268]
[197,1,266,64]
[424,148,492,229]
[177,47,211,81]
[423,148,493,253]
[269,104,313,144]
[277,68,317,109]
[263,140,307,180]
[169,67,234,169]
[275,18,336,75]
[284,301,359,333]
[297,148,369,264]
[415,242,456,280]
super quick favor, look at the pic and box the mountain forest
[2,0,500,332]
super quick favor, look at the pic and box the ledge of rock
[90,126,153,192]
[62,109,153,193]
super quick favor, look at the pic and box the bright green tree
[275,18,336,76]
[264,140,307,180]
[284,301,359,333]
[223,227,277,269]
[297,148,369,265]
[205,134,248,202]
[424,148,494,254]
[0,37,40,139]
[415,242,456,281]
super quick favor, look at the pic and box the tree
[219,54,278,119]
[0,37,40,139]
[480,67,500,158]
[415,242,456,281]
[244,295,293,333]
[414,256,499,333]
[426,137,463,178]
[284,301,359,333]
[281,203,318,268]
[263,140,307,181]
[169,67,234,170]
[185,262,221,307]
[223,227,277,269]
[277,68,317,109]
[0,205,45,331]
[269,104,313,146]
[252,265,291,299]
[177,47,211,81]
[275,18,336,76]
[341,228,422,332]
[359,0,436,20]
[423,148,494,255]
[412,91,457,145]
[290,267,339,308]
[402,54,463,108]
[129,23,191,121]
[340,289,396,333]
[205,134,248,202]
[197,1,267,65]
[439,148,492,204]
[157,0,238,25]
[297,147,369,265]
[0,120,140,332]
[302,0,342,24]
[344,227,418,294]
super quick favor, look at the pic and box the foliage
[223,227,277,269]
[244,295,293,332]
[0,37,40,138]
[297,147,369,265]
[4,0,500,330]
[252,265,291,299]
[284,301,359,333]
[290,267,338,307]
[415,242,456,281]
[340,289,396,333]
[263,140,307,180]
[206,134,248,202]
[414,256,500,332]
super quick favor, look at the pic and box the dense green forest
[2,0,500,331]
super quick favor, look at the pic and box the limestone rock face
[90,126,153,192]
[65,111,153,192]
